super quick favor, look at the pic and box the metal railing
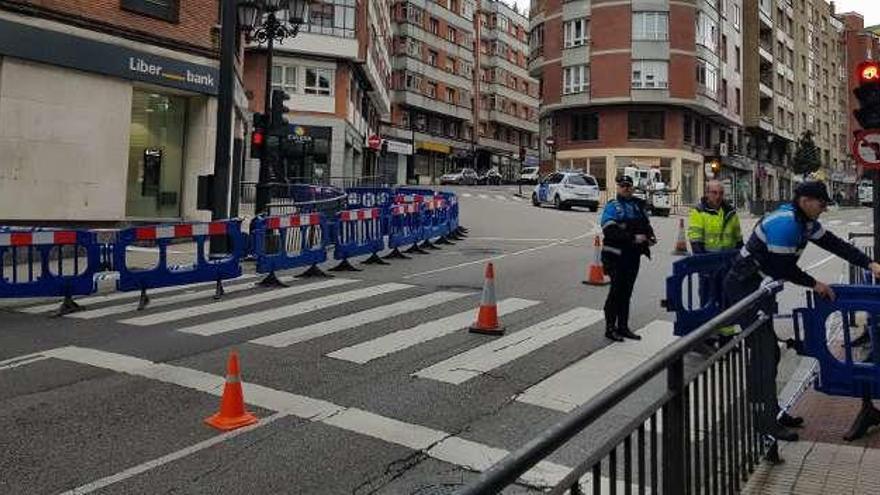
[459,280,784,495]
[848,232,875,285]
[239,181,348,218]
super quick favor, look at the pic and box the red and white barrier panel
[339,208,380,222]
[391,203,420,215]
[425,198,446,210]
[135,222,228,241]
[0,231,78,247]
[395,194,424,204]
[266,213,321,229]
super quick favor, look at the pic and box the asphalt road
[0,185,874,494]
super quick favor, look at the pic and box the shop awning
[417,141,451,154]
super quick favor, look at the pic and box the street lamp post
[237,0,310,215]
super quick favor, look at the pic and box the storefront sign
[384,140,413,155]
[0,18,219,95]
[286,125,314,144]
[417,141,451,154]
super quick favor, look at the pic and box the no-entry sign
[852,129,880,170]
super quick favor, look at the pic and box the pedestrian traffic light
[269,89,290,131]
[854,60,880,130]
[250,112,266,159]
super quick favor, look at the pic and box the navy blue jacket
[601,195,655,258]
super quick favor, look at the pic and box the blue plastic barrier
[387,203,423,255]
[425,196,451,240]
[114,220,243,308]
[331,207,386,270]
[792,285,880,439]
[663,251,738,336]
[252,212,327,283]
[0,227,100,313]
[346,187,394,211]
[438,191,459,232]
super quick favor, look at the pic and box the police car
[531,171,600,211]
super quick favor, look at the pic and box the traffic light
[269,89,291,132]
[519,146,526,162]
[250,113,266,159]
[854,60,880,130]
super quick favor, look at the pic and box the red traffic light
[251,130,264,146]
[857,61,880,84]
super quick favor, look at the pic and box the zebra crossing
[459,191,526,203]
[11,275,680,418]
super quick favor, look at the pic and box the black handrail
[457,279,784,494]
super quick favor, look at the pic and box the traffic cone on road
[205,351,259,431]
[469,262,504,335]
[671,218,689,256]
[582,236,610,286]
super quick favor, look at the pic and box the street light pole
[212,0,238,223]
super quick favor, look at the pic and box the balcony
[487,110,539,132]
[480,82,539,107]
[392,90,473,121]
[483,54,529,78]
[479,136,520,154]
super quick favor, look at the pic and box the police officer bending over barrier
[601,175,656,342]
[724,181,880,443]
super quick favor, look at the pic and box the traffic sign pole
[852,129,880,260]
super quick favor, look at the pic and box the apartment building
[528,0,744,205]
[384,0,540,185]
[742,0,851,201]
[0,0,234,222]
[842,12,880,181]
[243,1,394,183]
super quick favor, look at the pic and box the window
[427,81,437,98]
[406,4,422,24]
[301,0,357,38]
[735,88,741,114]
[683,114,693,143]
[696,58,718,95]
[563,65,589,94]
[631,60,668,88]
[405,72,422,90]
[731,4,741,29]
[271,65,297,94]
[695,12,718,51]
[445,56,455,73]
[406,37,421,57]
[721,79,728,107]
[632,12,668,41]
[430,18,439,34]
[628,111,665,140]
[428,50,438,66]
[447,27,457,44]
[121,0,179,22]
[446,87,456,104]
[570,113,599,141]
[735,46,740,72]
[564,18,589,47]
[721,35,727,62]
[304,67,333,95]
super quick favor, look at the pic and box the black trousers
[603,252,641,331]
[722,270,780,435]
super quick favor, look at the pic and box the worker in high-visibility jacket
[688,180,743,339]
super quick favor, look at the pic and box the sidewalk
[743,381,880,494]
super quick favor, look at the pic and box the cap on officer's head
[794,181,832,203]
[616,175,634,187]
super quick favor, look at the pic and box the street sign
[368,134,382,150]
[852,129,880,169]
[384,139,413,155]
[544,136,556,147]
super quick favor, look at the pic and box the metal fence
[239,181,349,218]
[458,281,783,495]
[848,232,875,285]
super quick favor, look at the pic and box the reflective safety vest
[688,200,742,252]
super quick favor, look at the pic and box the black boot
[605,327,624,342]
[616,327,642,341]
[778,412,804,428]
[768,426,799,442]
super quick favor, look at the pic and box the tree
[791,130,822,177]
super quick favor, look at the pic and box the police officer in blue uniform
[601,175,656,342]
[724,181,880,442]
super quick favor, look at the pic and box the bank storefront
[0,13,229,223]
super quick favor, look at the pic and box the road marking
[826,220,843,226]
[175,283,412,336]
[494,194,508,201]
[119,278,359,327]
[68,277,279,319]
[33,346,572,489]
[464,237,567,242]
[478,194,489,199]
[0,352,51,371]
[59,412,290,495]
[510,195,524,201]
[403,228,599,279]
[848,221,864,226]
[17,275,260,314]
[413,308,604,384]
[249,291,470,348]
[517,320,676,412]
[805,254,837,271]
[327,298,540,364]
[461,192,473,197]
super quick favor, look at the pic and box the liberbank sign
[0,18,219,95]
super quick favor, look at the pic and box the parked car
[519,167,540,184]
[478,168,503,185]
[531,172,600,211]
[439,168,478,185]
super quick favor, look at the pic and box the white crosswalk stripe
[175,283,412,336]
[17,274,260,314]
[478,194,489,199]
[826,220,843,226]
[68,277,281,319]
[413,307,604,384]
[494,194,508,201]
[516,320,676,412]
[250,291,471,348]
[119,278,359,327]
[326,298,540,364]
[848,221,864,226]
[461,193,473,197]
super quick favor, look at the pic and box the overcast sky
[510,0,880,26]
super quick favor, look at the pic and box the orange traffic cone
[582,235,610,286]
[672,218,689,256]
[469,262,504,335]
[205,351,259,431]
